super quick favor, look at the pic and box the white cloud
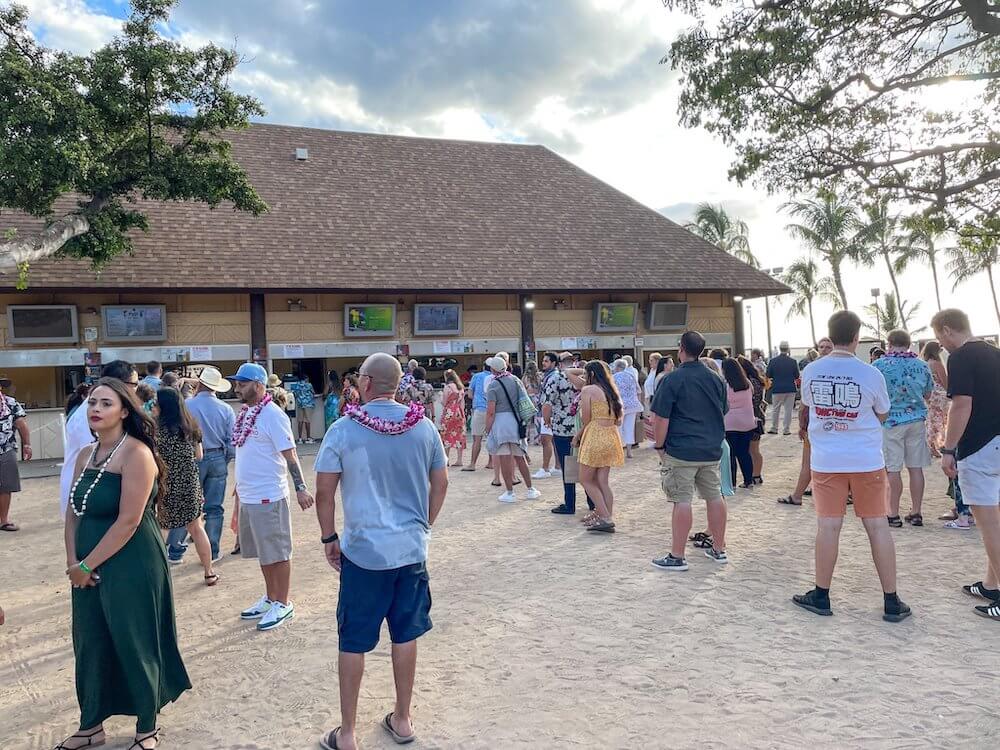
[19,0,120,53]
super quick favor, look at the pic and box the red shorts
[811,470,888,519]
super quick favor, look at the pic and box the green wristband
[78,561,92,574]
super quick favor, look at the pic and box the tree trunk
[0,212,91,271]
[883,251,906,326]
[930,259,942,310]
[988,264,1000,329]
[807,297,817,346]
[830,260,848,309]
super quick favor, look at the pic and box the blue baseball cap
[229,362,268,384]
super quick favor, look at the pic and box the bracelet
[78,560,92,574]
[321,532,339,544]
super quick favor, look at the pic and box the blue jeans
[552,434,593,513]
[167,451,229,560]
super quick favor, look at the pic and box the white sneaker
[531,468,550,479]
[525,487,542,500]
[548,469,560,478]
[240,595,273,620]
[257,601,294,631]
[497,490,517,503]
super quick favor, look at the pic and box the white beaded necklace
[70,432,128,518]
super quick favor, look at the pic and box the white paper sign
[84,326,98,342]
[283,344,305,359]
[560,337,577,350]
[433,340,452,354]
[634,337,645,347]
[190,345,213,361]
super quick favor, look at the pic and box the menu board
[344,304,396,337]
[413,304,463,335]
[102,305,167,341]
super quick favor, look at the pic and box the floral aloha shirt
[872,352,933,428]
[540,369,577,437]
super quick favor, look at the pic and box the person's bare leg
[541,434,554,471]
[907,468,925,516]
[389,640,417,739]
[814,517,844,588]
[750,441,763,477]
[887,471,903,518]
[597,467,613,516]
[491,454,500,481]
[861,516,897,592]
[499,454,515,491]
[513,456,533,488]
[671,503,693,558]
[468,435,483,468]
[971,506,1000,590]
[261,560,291,604]
[0,491,11,525]
[187,518,215,578]
[456,447,464,466]
[705,497,727,550]
[579,465,608,517]
[335,651,365,750]
[790,441,811,500]
[57,726,106,750]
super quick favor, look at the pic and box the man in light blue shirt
[463,366,491,471]
[140,359,163,389]
[872,329,934,525]
[167,366,235,562]
[314,352,448,749]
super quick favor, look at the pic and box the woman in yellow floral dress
[572,360,624,533]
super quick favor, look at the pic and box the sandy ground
[1,435,998,750]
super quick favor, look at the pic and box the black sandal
[777,495,802,506]
[54,728,105,750]
[689,531,711,542]
[692,536,714,549]
[887,516,903,527]
[905,513,923,527]
[319,727,343,750]
[128,729,159,750]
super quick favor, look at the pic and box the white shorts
[957,436,1000,507]
[882,420,931,472]
[539,423,553,437]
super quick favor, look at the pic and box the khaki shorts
[493,442,527,458]
[660,454,722,503]
[812,470,888,518]
[239,499,293,565]
[470,410,487,437]
[883,420,931,472]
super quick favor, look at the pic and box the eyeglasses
[358,372,371,380]
[126,380,139,388]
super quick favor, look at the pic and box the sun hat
[557,351,574,362]
[266,373,282,387]
[197,365,232,393]
[229,362,268,384]
[484,356,508,373]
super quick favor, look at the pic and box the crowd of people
[0,302,995,749]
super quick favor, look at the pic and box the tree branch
[0,195,109,271]
[958,0,1000,34]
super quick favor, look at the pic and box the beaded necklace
[70,432,128,518]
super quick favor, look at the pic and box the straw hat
[197,365,231,393]
[266,373,282,388]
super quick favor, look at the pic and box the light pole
[871,287,881,344]
[746,304,754,351]
[761,266,784,356]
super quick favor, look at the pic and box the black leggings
[726,430,755,486]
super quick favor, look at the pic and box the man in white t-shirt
[793,311,911,623]
[228,363,314,632]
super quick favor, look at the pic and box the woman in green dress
[57,377,190,750]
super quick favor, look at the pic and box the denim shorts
[337,555,433,653]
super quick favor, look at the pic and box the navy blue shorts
[337,555,433,653]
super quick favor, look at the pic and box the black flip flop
[0,522,19,532]
[586,520,616,533]
[319,727,343,750]
[382,713,416,745]
[887,516,903,527]
[776,496,802,506]
[905,513,923,527]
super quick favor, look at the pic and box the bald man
[315,352,449,750]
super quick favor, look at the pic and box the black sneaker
[883,598,912,623]
[792,589,832,616]
[651,554,688,571]
[963,582,1000,602]
[974,602,1000,621]
[550,504,575,515]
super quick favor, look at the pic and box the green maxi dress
[71,469,191,732]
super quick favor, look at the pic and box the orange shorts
[811,469,888,519]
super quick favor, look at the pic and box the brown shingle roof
[3,123,787,295]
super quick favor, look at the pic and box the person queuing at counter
[0,375,31,532]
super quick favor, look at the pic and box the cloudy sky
[18,0,998,347]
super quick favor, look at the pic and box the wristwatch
[941,447,957,456]
[321,532,339,544]
[294,481,307,492]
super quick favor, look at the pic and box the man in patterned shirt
[542,352,593,515]
[289,373,317,444]
[0,376,30,532]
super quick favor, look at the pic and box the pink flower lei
[344,400,425,434]
[232,393,272,447]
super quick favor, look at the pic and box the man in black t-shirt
[932,309,1000,622]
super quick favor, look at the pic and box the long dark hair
[91,377,168,501]
[655,356,671,375]
[584,360,623,420]
[327,369,341,391]
[921,341,942,362]
[65,383,90,416]
[737,355,762,385]
[722,357,750,391]
[155,386,202,444]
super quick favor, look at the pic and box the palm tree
[854,201,910,324]
[948,231,1000,327]
[863,292,926,340]
[783,191,861,309]
[897,216,947,311]
[685,203,759,268]
[782,258,840,346]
